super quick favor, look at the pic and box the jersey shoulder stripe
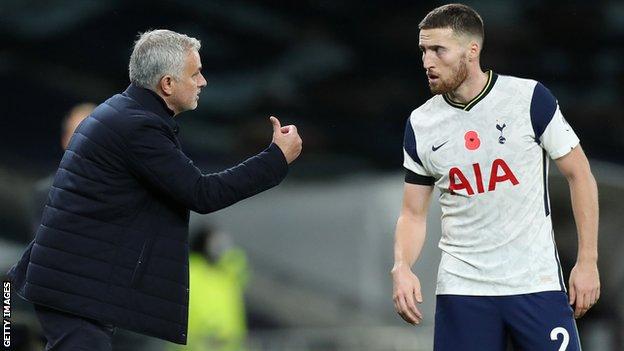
[530,82,558,140]
[403,118,423,167]
[404,95,442,166]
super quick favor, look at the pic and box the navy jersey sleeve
[403,117,435,185]
[530,82,580,159]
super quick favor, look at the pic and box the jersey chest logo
[496,123,506,144]
[449,159,519,195]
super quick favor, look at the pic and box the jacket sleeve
[125,117,288,214]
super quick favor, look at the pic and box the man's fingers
[280,125,297,135]
[404,292,422,323]
[393,297,401,313]
[395,295,408,321]
[568,285,576,305]
[574,301,582,318]
[411,288,423,320]
[269,116,281,132]
[583,290,592,310]
[399,296,417,324]
[575,290,589,318]
[414,288,423,304]
[576,289,585,317]
[397,294,417,325]
[590,290,598,307]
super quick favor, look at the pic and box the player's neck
[447,70,489,104]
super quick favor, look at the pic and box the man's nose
[422,51,434,70]
[198,73,207,87]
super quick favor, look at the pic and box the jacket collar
[123,83,179,133]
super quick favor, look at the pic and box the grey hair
[128,29,201,90]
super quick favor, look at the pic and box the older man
[8,29,302,350]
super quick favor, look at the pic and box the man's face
[419,27,469,95]
[170,50,207,114]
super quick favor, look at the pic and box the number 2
[550,327,570,351]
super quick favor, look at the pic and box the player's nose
[422,52,435,70]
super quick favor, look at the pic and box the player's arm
[554,145,600,319]
[391,182,433,325]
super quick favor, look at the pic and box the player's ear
[467,40,480,62]
[159,75,175,96]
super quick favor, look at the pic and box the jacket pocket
[130,238,153,288]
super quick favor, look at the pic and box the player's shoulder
[497,74,561,133]
[495,73,557,101]
[495,73,541,93]
[407,95,445,126]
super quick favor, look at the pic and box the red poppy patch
[464,130,480,150]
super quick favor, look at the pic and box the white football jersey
[403,71,579,295]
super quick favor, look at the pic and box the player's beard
[429,55,469,95]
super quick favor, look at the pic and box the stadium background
[1,0,622,350]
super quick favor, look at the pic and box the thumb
[414,287,423,304]
[270,116,281,132]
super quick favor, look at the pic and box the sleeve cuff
[405,168,435,185]
[549,139,580,160]
[263,143,289,181]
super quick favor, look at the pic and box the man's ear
[468,40,480,62]
[159,75,175,96]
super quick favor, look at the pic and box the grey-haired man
[8,29,302,350]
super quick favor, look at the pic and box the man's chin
[429,85,445,95]
[429,82,453,95]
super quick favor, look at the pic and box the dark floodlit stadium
[1,1,622,350]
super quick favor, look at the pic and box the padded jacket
[7,84,288,344]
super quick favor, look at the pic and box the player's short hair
[419,3,484,43]
[128,29,201,90]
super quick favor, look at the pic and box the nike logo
[432,141,449,151]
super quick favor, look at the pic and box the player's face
[419,27,469,95]
[170,50,207,114]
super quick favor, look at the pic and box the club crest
[496,123,506,144]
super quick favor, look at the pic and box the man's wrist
[576,254,598,265]
[391,261,413,273]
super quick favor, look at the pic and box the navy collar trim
[123,84,178,132]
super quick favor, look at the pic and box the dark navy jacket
[7,84,288,344]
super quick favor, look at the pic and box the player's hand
[568,260,600,319]
[270,116,302,164]
[391,264,423,325]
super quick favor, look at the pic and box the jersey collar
[443,70,498,111]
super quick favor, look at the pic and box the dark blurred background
[1,1,623,350]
